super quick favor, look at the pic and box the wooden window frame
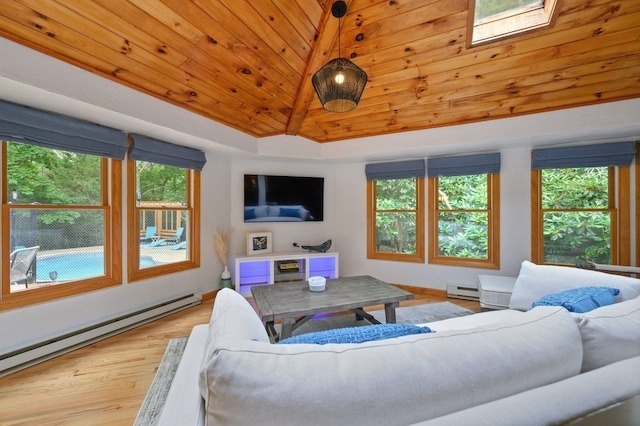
[531,166,630,266]
[126,159,200,282]
[428,173,500,269]
[1,143,122,311]
[366,178,425,263]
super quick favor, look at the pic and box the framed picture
[247,231,273,255]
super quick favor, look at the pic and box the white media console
[234,251,339,296]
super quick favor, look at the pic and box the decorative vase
[220,265,233,289]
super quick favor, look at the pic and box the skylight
[470,0,559,45]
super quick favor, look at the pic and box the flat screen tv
[244,174,324,222]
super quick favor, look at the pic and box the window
[531,142,635,265]
[366,160,425,263]
[469,0,559,46]
[127,134,205,282]
[427,153,500,268]
[1,101,125,310]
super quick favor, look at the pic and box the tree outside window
[428,173,500,268]
[538,167,613,264]
[367,178,424,263]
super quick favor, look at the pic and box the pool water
[36,252,156,281]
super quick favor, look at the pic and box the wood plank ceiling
[0,0,639,144]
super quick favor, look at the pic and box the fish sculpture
[292,239,332,253]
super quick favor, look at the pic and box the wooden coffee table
[251,275,414,342]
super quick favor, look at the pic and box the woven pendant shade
[312,1,368,113]
[312,57,368,113]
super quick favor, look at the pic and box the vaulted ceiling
[0,0,639,144]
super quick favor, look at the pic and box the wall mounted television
[244,174,324,222]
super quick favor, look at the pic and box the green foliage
[375,179,417,254]
[437,175,489,259]
[137,161,186,203]
[541,167,608,209]
[541,167,611,264]
[438,175,487,210]
[7,142,101,206]
[438,212,488,258]
[475,0,541,20]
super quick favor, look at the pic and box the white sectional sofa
[157,262,640,425]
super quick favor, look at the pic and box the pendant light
[312,1,368,113]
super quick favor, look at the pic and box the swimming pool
[36,252,156,282]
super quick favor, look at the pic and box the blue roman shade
[0,100,127,159]
[532,142,636,170]
[129,134,206,171]
[365,159,425,181]
[427,153,501,178]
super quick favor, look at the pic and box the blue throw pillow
[280,207,300,218]
[277,323,432,345]
[244,208,256,220]
[531,286,620,313]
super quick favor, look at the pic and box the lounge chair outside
[169,227,185,244]
[140,226,157,243]
[169,241,187,250]
[148,228,184,248]
[147,238,167,247]
[10,246,39,287]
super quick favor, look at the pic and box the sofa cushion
[198,289,269,404]
[244,208,256,221]
[268,205,300,217]
[422,309,524,332]
[509,260,640,311]
[244,205,268,220]
[572,295,640,372]
[279,207,301,218]
[277,324,432,345]
[531,286,619,313]
[200,299,583,426]
[414,356,640,426]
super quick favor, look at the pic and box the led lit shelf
[234,251,339,297]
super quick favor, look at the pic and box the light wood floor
[0,291,479,425]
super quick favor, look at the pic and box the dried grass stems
[214,229,230,267]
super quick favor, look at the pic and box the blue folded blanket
[278,323,432,345]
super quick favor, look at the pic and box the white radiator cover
[0,292,202,376]
[477,275,517,310]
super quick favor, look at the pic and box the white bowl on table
[308,276,326,292]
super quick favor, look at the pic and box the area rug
[281,301,474,336]
[134,337,188,426]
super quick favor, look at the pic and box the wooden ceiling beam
[286,0,354,136]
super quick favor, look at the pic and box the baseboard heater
[446,283,479,301]
[0,291,202,377]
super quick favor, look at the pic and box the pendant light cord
[338,10,341,58]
